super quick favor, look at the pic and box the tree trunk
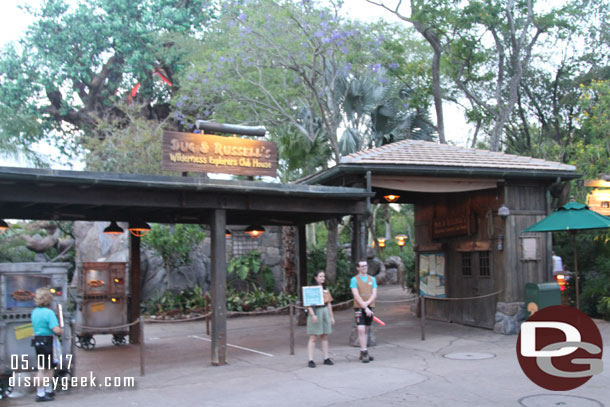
[384,204,391,239]
[281,226,297,294]
[325,218,339,285]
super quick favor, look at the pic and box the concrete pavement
[5,285,610,406]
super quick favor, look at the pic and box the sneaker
[323,358,334,366]
[46,392,55,397]
[361,351,370,363]
[308,360,316,368]
[36,394,54,402]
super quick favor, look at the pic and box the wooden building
[301,140,579,333]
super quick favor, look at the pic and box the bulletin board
[418,252,446,298]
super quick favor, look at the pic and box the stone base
[494,301,527,335]
[349,323,376,347]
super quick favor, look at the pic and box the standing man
[350,259,377,363]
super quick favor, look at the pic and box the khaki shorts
[306,305,332,335]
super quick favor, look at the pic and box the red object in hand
[373,316,386,326]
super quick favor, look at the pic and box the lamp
[0,219,8,234]
[103,221,124,235]
[377,237,386,251]
[225,229,232,237]
[498,204,510,219]
[128,221,151,237]
[244,225,265,238]
[384,194,400,203]
[395,234,408,249]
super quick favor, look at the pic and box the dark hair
[312,270,326,289]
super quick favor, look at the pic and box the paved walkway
[6,285,610,406]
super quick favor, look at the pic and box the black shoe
[361,351,370,363]
[46,391,55,397]
[36,394,54,402]
[323,358,334,366]
[308,360,316,368]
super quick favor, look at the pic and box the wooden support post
[351,215,362,265]
[211,209,227,365]
[297,225,307,326]
[289,304,295,355]
[420,296,426,341]
[129,232,141,344]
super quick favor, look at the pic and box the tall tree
[366,0,453,145]
[0,0,215,162]
[175,0,434,284]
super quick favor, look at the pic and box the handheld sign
[373,316,386,326]
[302,286,324,307]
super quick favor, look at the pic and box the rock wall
[494,301,527,335]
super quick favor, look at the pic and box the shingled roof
[300,139,579,184]
[343,139,575,170]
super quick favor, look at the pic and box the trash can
[524,282,561,318]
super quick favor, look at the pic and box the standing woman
[31,287,63,402]
[306,270,335,367]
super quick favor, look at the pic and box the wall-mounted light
[128,221,151,237]
[498,204,510,219]
[496,234,504,251]
[110,297,120,303]
[384,194,400,203]
[0,219,9,234]
[103,221,124,235]
[245,225,265,238]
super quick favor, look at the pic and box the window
[232,233,261,256]
[461,252,472,276]
[479,251,490,277]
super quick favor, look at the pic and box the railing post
[139,317,145,376]
[420,296,426,341]
[289,304,295,355]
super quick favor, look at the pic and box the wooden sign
[302,286,324,307]
[162,131,277,177]
[432,215,469,238]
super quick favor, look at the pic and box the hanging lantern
[384,194,400,203]
[128,221,151,237]
[377,237,386,252]
[244,225,265,238]
[103,221,124,235]
[395,234,408,249]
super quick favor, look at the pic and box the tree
[366,0,456,145]
[0,0,216,162]
[174,0,434,284]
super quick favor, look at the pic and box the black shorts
[354,308,374,326]
[32,336,55,370]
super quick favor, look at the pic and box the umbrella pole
[572,232,580,310]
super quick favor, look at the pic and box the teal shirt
[31,307,59,336]
[350,275,378,289]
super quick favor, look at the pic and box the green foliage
[226,288,297,312]
[142,224,206,270]
[83,104,169,175]
[0,0,216,161]
[307,246,353,302]
[227,251,275,292]
[0,224,35,263]
[142,284,207,315]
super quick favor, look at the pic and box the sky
[0,0,473,169]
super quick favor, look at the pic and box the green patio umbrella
[523,200,610,309]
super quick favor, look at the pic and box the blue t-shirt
[31,307,59,336]
[350,275,378,289]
